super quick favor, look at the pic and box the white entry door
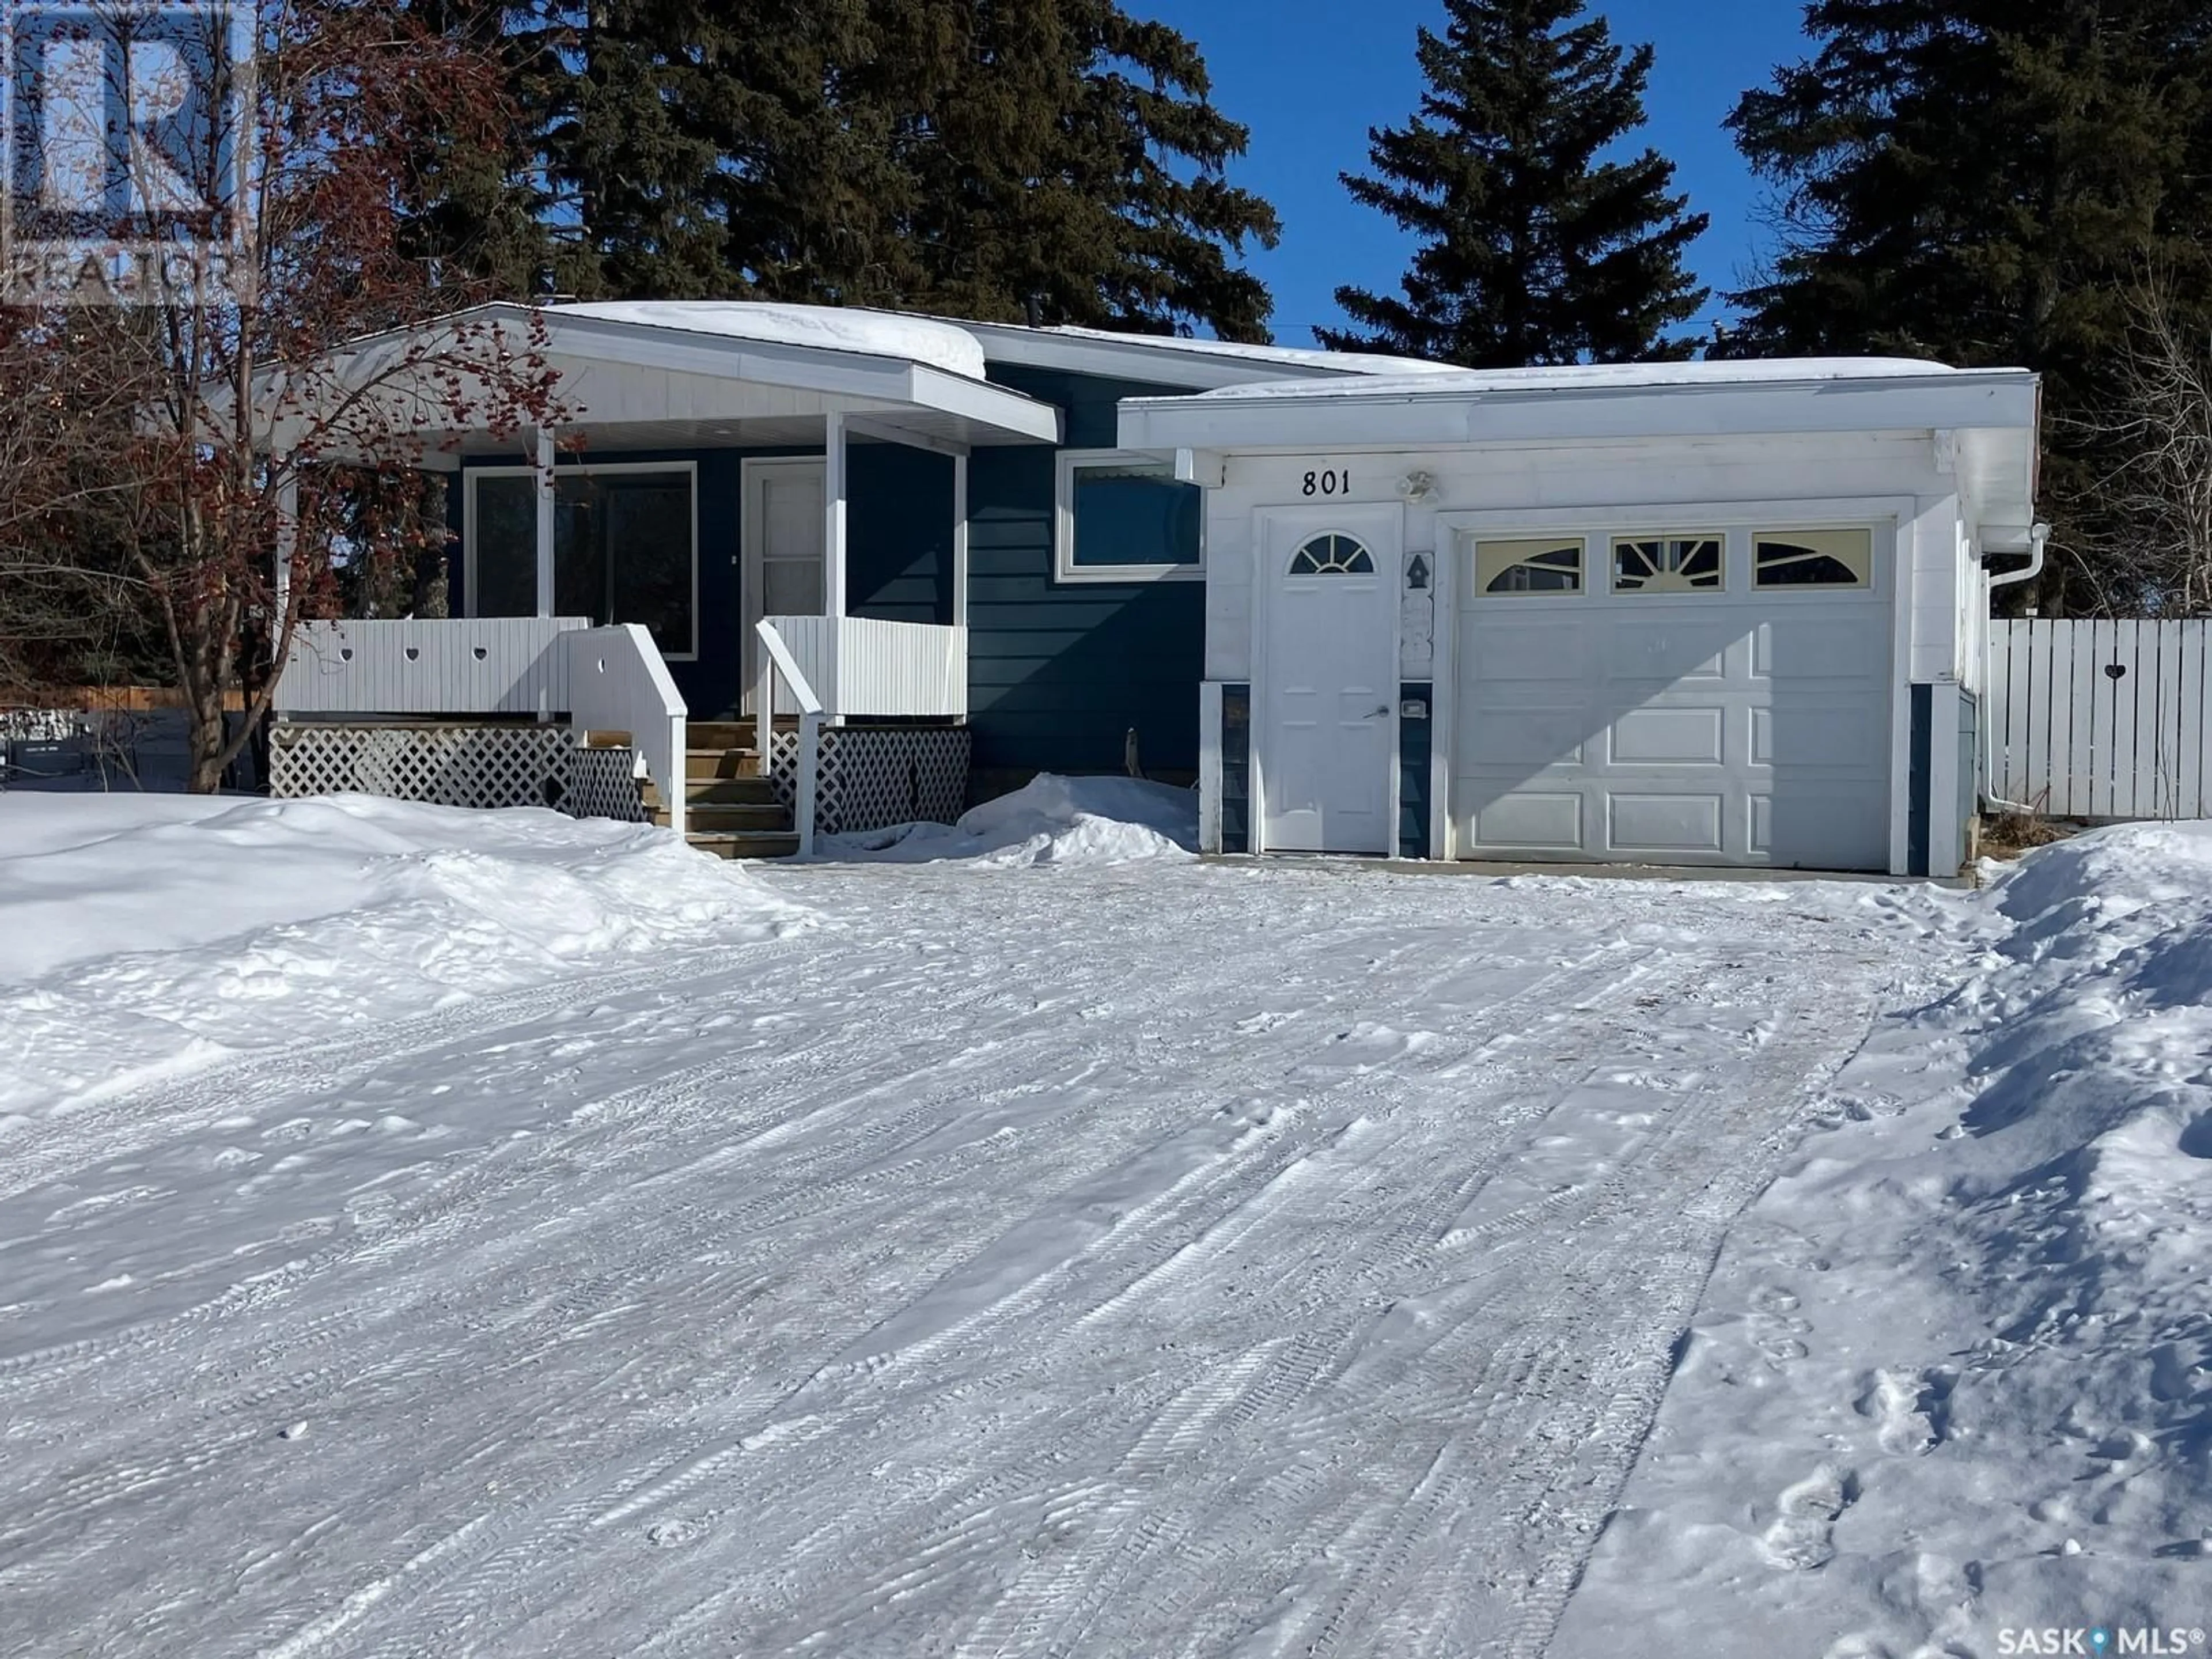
[741,458,826,701]
[1259,504,1402,854]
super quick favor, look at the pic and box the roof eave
[1117,372,2045,453]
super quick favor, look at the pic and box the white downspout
[1986,520,2048,590]
[1982,521,2050,813]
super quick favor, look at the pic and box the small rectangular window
[1754,528,1873,589]
[1475,537,1584,594]
[1055,450,1203,582]
[1613,534,1724,593]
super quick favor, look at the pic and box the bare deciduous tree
[2058,268,2212,619]
[1,1,568,790]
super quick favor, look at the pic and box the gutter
[1982,521,2051,814]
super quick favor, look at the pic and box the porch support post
[824,411,849,619]
[272,452,297,620]
[532,425,556,618]
[951,450,969,628]
[823,410,847,719]
[796,710,821,858]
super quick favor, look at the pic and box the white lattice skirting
[270,722,648,824]
[767,724,971,836]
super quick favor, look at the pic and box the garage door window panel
[1476,537,1584,594]
[1754,528,1874,589]
[1613,535,1724,593]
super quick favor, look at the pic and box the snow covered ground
[1556,827,2212,1659]
[1,790,2205,1658]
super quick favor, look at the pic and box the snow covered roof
[551,301,990,381]
[1171,356,1975,402]
[1118,354,2044,538]
[549,302,1454,388]
[948,315,1453,389]
[967,320,1452,381]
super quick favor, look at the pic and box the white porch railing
[753,615,968,855]
[756,616,968,721]
[274,616,688,835]
[563,626,688,838]
[276,616,588,715]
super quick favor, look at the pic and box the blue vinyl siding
[1908,682,1932,877]
[847,442,955,627]
[965,365,1204,782]
[446,362,1201,771]
[1399,683,1432,859]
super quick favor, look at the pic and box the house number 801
[1302,468,1349,497]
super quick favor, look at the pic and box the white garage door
[1452,527,1893,870]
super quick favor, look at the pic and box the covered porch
[269,303,1062,853]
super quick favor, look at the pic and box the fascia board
[1117,374,2043,454]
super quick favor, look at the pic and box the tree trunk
[186,694,229,794]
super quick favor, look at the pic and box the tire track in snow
[0,935,816,1206]
[1,867,1923,1659]
[200,886,1405,1659]
[721,946,1673,1654]
[1,943,1146,1569]
[926,955,1707,1659]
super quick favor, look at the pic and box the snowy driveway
[0,859,1950,1658]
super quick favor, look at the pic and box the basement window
[1055,450,1204,584]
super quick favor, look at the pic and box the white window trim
[1053,448,1206,585]
[464,460,702,661]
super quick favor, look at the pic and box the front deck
[271,616,972,857]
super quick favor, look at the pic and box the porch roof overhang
[1117,360,2044,534]
[257,301,1064,464]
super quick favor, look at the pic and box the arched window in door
[1288,533,1376,575]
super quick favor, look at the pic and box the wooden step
[686,776,779,806]
[656,802,790,833]
[686,748,763,779]
[685,830,801,861]
[688,718,793,751]
[642,775,781,810]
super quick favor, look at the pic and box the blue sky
[1138,0,1819,345]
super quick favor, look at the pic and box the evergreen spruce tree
[884,0,1281,339]
[1321,0,1708,366]
[1727,1,2212,609]
[406,0,1280,338]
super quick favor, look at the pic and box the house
[268,306,2040,877]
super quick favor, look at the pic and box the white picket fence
[1986,618,2212,819]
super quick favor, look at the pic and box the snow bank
[823,772,1198,867]
[1559,822,2212,1658]
[0,793,808,1119]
